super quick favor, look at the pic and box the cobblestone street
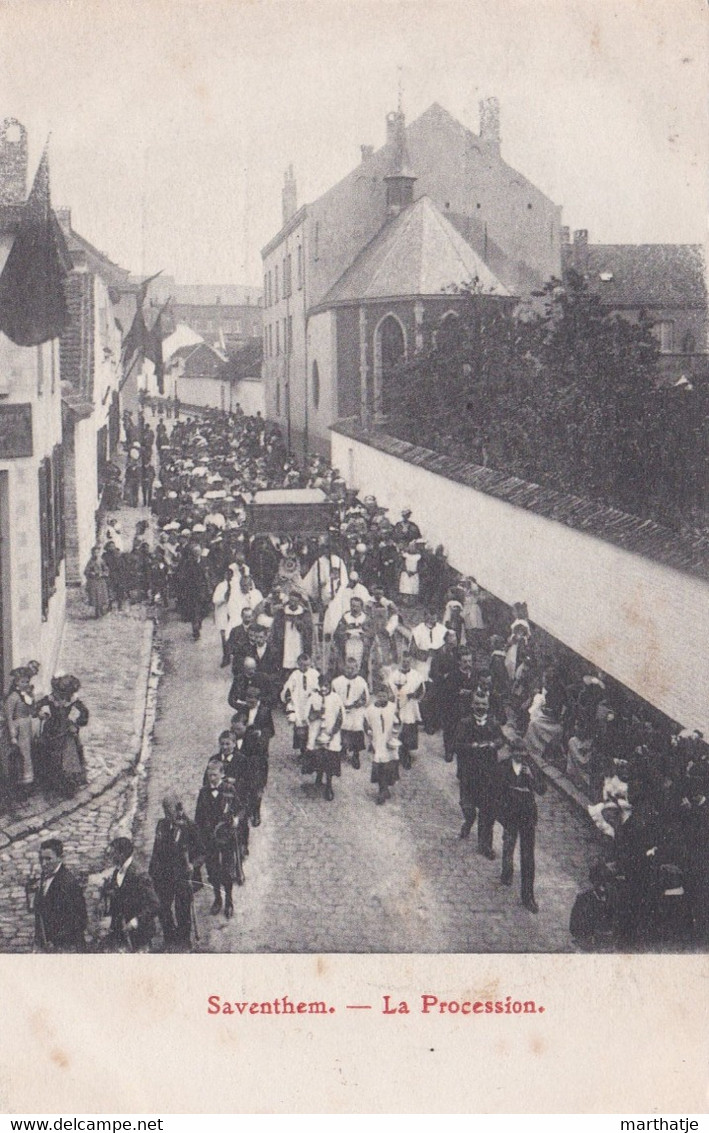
[0,780,132,952]
[0,507,155,953]
[136,615,604,953]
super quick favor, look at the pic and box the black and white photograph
[0,0,706,963]
[0,0,708,1115]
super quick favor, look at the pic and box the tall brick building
[262,100,562,452]
[147,278,262,351]
[57,211,124,586]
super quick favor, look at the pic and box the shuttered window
[38,459,52,618]
[51,444,65,574]
[38,446,65,619]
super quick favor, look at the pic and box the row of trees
[386,273,708,530]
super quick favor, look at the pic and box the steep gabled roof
[170,340,227,379]
[263,101,559,258]
[574,244,707,307]
[316,195,510,307]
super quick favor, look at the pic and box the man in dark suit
[427,630,460,745]
[228,655,261,711]
[246,626,281,706]
[148,794,202,950]
[453,688,504,855]
[234,685,275,752]
[195,763,243,918]
[175,544,211,640]
[229,717,269,828]
[33,839,87,952]
[440,649,479,762]
[497,740,547,913]
[103,837,160,951]
[226,608,256,673]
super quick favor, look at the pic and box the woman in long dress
[2,666,38,796]
[524,674,567,763]
[84,546,111,618]
[37,675,90,798]
[398,541,421,605]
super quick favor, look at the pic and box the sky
[0,0,706,286]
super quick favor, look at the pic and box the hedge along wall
[331,425,709,736]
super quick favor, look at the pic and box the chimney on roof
[573,229,589,274]
[0,118,28,207]
[479,97,501,156]
[384,110,417,220]
[282,164,297,226]
[56,207,72,232]
[361,144,374,161]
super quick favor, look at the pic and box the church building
[262,100,562,454]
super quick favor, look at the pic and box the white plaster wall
[93,274,122,417]
[331,431,709,734]
[307,310,337,439]
[0,331,65,687]
[174,376,227,410]
[73,414,99,576]
[231,380,264,416]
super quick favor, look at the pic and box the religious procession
[16,405,707,955]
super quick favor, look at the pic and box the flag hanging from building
[136,269,162,309]
[120,304,147,371]
[119,273,164,388]
[144,308,165,394]
[0,144,71,346]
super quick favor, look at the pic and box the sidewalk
[0,505,155,848]
[527,748,594,812]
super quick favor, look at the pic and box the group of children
[281,654,402,804]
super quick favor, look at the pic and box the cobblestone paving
[137,616,606,953]
[0,505,155,952]
[0,780,132,952]
[60,597,150,782]
[0,504,153,832]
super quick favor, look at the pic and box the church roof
[317,195,510,308]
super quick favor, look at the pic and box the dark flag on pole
[119,272,163,385]
[0,144,71,347]
[144,307,165,394]
[120,304,147,370]
[136,269,162,309]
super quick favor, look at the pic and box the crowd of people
[14,404,709,952]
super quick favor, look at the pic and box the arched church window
[437,310,461,353]
[375,314,406,416]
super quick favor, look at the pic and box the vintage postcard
[0,0,707,1114]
